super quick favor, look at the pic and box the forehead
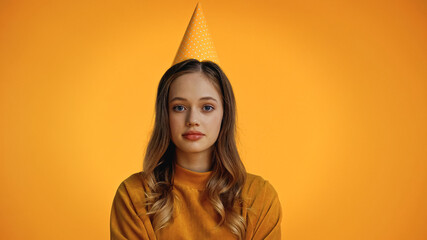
[168,72,221,99]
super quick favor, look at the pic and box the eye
[172,105,186,112]
[203,105,214,112]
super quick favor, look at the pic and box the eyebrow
[169,97,218,103]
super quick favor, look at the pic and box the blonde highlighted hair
[142,59,247,239]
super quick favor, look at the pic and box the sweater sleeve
[249,179,283,240]
[110,180,154,240]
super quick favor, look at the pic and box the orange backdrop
[1,0,426,239]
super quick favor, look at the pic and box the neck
[174,147,213,172]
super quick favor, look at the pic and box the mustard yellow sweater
[110,163,282,239]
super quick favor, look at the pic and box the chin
[175,142,210,153]
[179,147,208,153]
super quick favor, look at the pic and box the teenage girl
[110,59,282,240]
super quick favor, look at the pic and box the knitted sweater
[110,163,282,239]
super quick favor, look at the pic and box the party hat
[172,2,219,65]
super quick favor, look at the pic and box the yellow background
[1,0,426,239]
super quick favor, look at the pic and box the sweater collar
[173,163,213,190]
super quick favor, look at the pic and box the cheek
[169,114,182,134]
[211,112,223,132]
[168,114,175,131]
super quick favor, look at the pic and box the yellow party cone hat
[172,2,219,65]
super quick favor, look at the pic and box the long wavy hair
[142,59,247,239]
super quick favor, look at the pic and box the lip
[182,130,204,136]
[182,130,204,141]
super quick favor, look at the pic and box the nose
[186,108,200,127]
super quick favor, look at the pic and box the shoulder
[113,172,148,215]
[242,172,280,208]
[119,171,146,189]
[244,172,279,196]
[242,173,283,239]
[115,171,147,194]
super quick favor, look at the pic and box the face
[168,72,224,156]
